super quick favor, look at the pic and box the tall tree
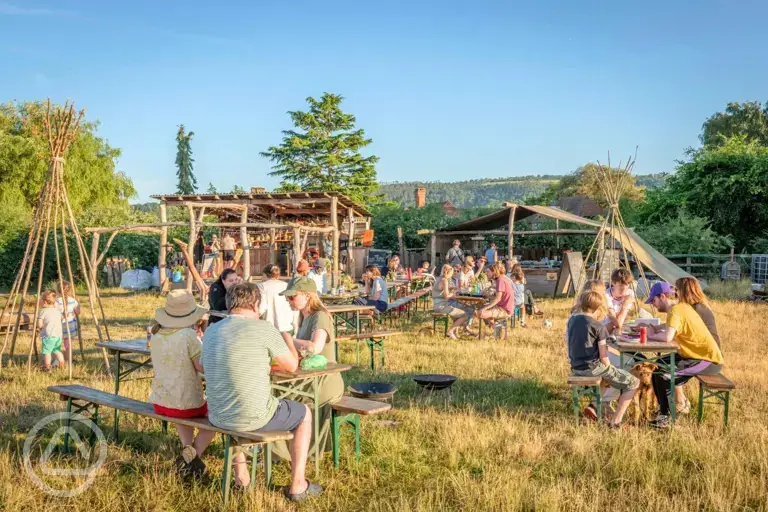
[260,93,379,205]
[206,182,217,194]
[701,101,768,147]
[175,125,197,194]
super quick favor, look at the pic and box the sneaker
[582,405,598,422]
[650,414,671,430]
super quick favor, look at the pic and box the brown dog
[629,362,658,423]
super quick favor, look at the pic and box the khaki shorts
[434,300,472,319]
[481,306,512,320]
[572,361,639,391]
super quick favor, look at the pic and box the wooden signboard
[555,251,584,297]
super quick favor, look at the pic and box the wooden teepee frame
[573,152,651,309]
[0,100,112,379]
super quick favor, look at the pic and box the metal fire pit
[348,382,398,403]
[412,374,457,403]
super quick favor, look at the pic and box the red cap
[296,260,309,273]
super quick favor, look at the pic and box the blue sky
[2,1,767,202]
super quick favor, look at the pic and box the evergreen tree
[175,125,197,194]
[261,93,379,205]
[206,182,217,194]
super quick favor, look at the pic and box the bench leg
[63,398,73,453]
[354,414,361,461]
[332,411,341,468]
[697,381,704,423]
[162,421,168,435]
[221,435,233,504]
[264,443,272,487]
[724,391,730,427]
[250,445,259,486]
[90,405,100,447]
[594,386,602,423]
[571,389,580,422]
[113,351,121,442]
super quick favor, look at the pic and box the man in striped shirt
[202,283,321,501]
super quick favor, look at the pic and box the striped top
[201,315,289,431]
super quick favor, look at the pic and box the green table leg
[313,380,320,476]
[669,353,676,423]
[113,351,120,441]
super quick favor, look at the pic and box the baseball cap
[280,277,318,296]
[645,282,674,304]
[315,257,328,269]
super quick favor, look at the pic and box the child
[567,290,639,428]
[38,290,65,371]
[605,268,635,334]
[149,290,215,477]
[55,281,80,366]
[416,260,431,276]
[510,268,527,327]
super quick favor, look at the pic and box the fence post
[686,256,692,274]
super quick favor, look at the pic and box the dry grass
[1,290,767,511]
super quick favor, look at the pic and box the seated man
[202,282,319,501]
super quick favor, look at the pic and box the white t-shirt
[604,288,635,325]
[309,270,328,295]
[258,279,297,333]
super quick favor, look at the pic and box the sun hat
[154,290,208,328]
[645,282,674,304]
[280,277,318,297]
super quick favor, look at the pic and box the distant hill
[379,174,668,208]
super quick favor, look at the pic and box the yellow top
[667,303,724,364]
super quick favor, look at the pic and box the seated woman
[207,268,239,324]
[476,262,516,325]
[457,256,476,290]
[273,278,343,460]
[646,282,724,429]
[149,290,215,477]
[353,265,389,313]
[433,265,474,339]
[387,255,404,278]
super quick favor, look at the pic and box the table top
[454,295,487,304]
[326,304,376,314]
[320,292,361,302]
[616,338,678,353]
[271,362,352,382]
[96,338,150,356]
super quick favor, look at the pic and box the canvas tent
[434,203,690,285]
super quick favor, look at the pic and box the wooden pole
[269,228,276,265]
[347,208,355,278]
[331,196,339,288]
[556,219,560,250]
[159,203,168,287]
[186,205,195,292]
[430,234,437,269]
[397,226,405,261]
[291,227,301,273]
[240,208,250,281]
[89,232,100,286]
[507,204,517,261]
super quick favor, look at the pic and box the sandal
[286,479,323,502]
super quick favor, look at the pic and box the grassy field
[1,290,767,511]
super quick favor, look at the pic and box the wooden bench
[336,331,401,371]
[431,313,450,337]
[567,376,603,423]
[331,395,392,468]
[48,384,292,504]
[696,373,736,426]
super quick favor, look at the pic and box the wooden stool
[431,313,450,337]
[567,376,602,423]
[696,373,736,426]
[331,396,391,468]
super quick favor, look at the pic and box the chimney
[415,187,427,208]
[250,187,266,195]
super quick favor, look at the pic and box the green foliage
[381,177,557,208]
[635,213,732,254]
[662,136,768,250]
[175,125,196,194]
[370,203,496,252]
[705,278,753,300]
[261,93,380,206]
[701,101,768,147]
[206,182,217,194]
[528,164,649,207]
[230,185,246,194]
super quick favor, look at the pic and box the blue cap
[645,282,674,304]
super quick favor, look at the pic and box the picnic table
[96,338,352,474]
[320,291,362,305]
[453,294,488,339]
[326,304,376,339]
[616,337,680,422]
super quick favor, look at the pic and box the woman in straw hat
[149,290,215,477]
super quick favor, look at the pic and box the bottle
[639,327,647,344]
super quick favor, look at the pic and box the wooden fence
[664,254,753,278]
